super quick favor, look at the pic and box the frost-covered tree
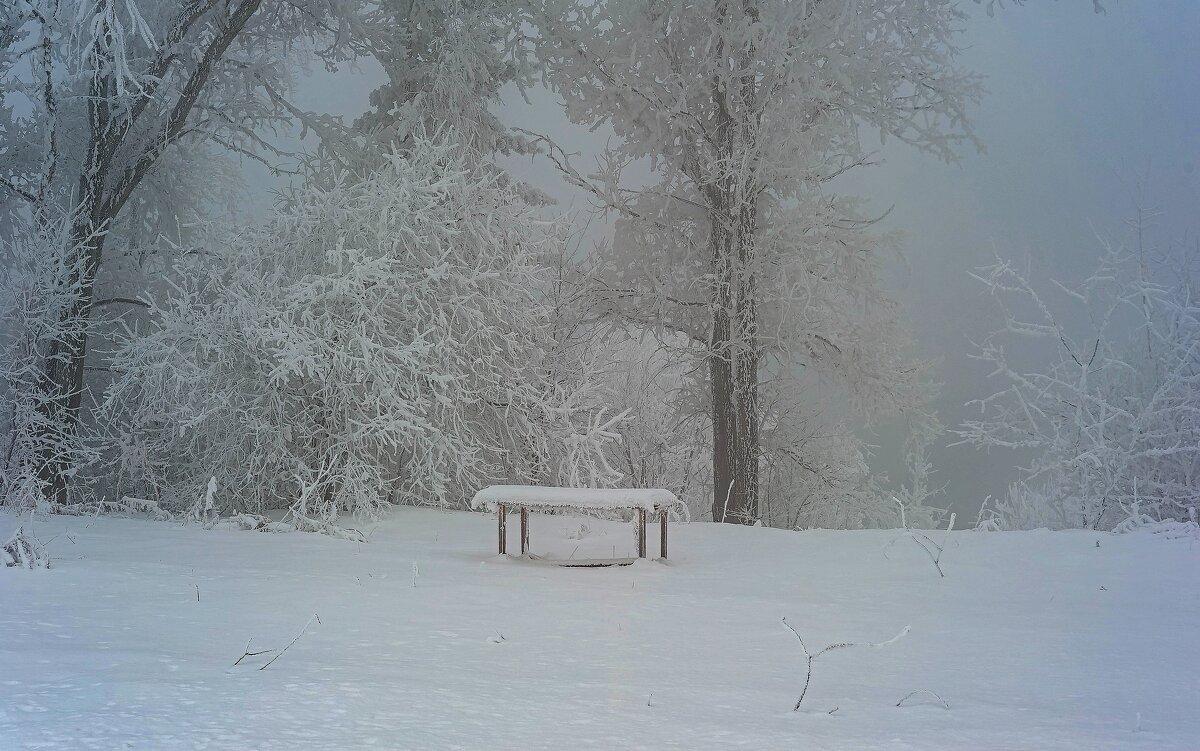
[527,0,981,522]
[596,334,708,512]
[0,0,381,507]
[102,134,623,531]
[890,408,948,528]
[356,0,531,161]
[959,235,1199,530]
[758,404,883,530]
[0,214,101,510]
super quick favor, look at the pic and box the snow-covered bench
[470,485,684,565]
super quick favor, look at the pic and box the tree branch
[105,0,264,219]
[93,297,150,309]
[0,176,38,204]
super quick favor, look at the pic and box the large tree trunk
[706,0,762,523]
[730,200,759,522]
[711,299,736,521]
[709,198,759,523]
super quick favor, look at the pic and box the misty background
[241,0,1200,521]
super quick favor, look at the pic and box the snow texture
[470,485,684,514]
[2,507,1197,750]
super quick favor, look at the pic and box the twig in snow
[43,531,77,547]
[258,614,321,671]
[232,638,276,667]
[411,562,419,588]
[781,618,910,711]
[896,689,950,709]
[886,500,956,577]
[910,513,955,578]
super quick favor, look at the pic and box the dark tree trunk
[730,200,759,522]
[704,0,763,523]
[709,197,759,524]
[711,302,736,521]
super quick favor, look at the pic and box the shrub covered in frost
[961,238,1199,530]
[102,133,621,530]
[3,524,50,569]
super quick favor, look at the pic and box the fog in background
[250,1,1200,521]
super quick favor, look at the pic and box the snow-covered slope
[2,508,1197,750]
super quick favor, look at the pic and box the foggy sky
[275,1,1200,520]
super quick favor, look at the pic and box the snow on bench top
[470,485,683,514]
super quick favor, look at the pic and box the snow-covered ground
[2,508,1197,750]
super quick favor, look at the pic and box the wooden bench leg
[498,504,507,555]
[637,508,647,558]
[520,506,529,555]
[660,509,668,560]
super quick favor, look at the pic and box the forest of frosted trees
[1,0,1195,534]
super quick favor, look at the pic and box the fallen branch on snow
[781,618,909,711]
[232,614,321,671]
[232,639,276,667]
[259,614,321,671]
[38,496,172,520]
[910,512,954,578]
[896,689,950,710]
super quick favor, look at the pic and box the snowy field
[2,508,1198,750]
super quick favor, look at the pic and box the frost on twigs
[1112,501,1200,541]
[529,0,979,527]
[781,618,909,711]
[956,232,1198,531]
[885,499,954,578]
[1,0,384,512]
[0,218,101,513]
[103,132,622,533]
[3,523,50,569]
[910,513,955,578]
[46,496,171,521]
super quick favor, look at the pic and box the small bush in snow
[3,524,50,569]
